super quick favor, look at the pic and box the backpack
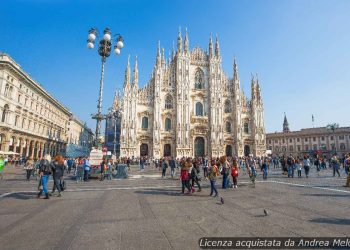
[231,168,238,177]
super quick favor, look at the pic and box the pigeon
[220,197,224,204]
[263,209,268,216]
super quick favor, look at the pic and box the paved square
[0,165,349,250]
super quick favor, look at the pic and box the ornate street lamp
[87,27,124,147]
[326,123,339,154]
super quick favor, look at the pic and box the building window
[141,117,148,130]
[195,102,203,116]
[244,123,249,133]
[268,140,271,144]
[275,140,278,143]
[194,68,204,89]
[321,136,325,141]
[289,145,293,151]
[226,122,231,133]
[1,104,9,123]
[165,118,171,131]
[340,143,346,150]
[224,100,231,113]
[289,139,292,143]
[22,118,26,128]
[330,136,334,140]
[339,135,344,140]
[313,137,316,141]
[282,139,285,143]
[297,145,301,151]
[305,138,308,142]
[15,115,19,126]
[165,95,173,109]
[305,145,309,151]
[297,138,300,142]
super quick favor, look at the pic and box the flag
[312,114,314,123]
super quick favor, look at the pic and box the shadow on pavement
[2,192,37,200]
[310,218,350,225]
[302,193,350,198]
[135,188,183,196]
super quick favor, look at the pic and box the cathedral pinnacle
[124,55,131,87]
[177,27,182,54]
[156,41,161,66]
[184,27,189,54]
[209,33,213,58]
[233,57,239,81]
[133,55,138,86]
[283,113,290,133]
[215,34,220,58]
[161,48,165,66]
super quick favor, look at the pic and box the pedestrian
[161,158,168,178]
[315,156,321,176]
[180,158,192,194]
[37,155,52,199]
[246,156,257,187]
[0,155,5,180]
[140,157,145,171]
[169,157,176,178]
[100,159,106,181]
[296,159,302,178]
[262,158,269,180]
[190,160,201,192]
[51,155,64,197]
[107,159,113,180]
[331,154,341,177]
[231,158,239,188]
[220,156,230,189]
[287,155,295,178]
[203,157,209,180]
[302,155,311,178]
[83,157,90,181]
[208,160,219,197]
[344,154,350,176]
[24,157,34,181]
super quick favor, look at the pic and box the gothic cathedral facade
[119,30,266,158]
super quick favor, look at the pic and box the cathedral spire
[177,27,182,54]
[171,41,175,59]
[233,57,239,82]
[215,34,220,58]
[124,55,131,87]
[156,41,161,66]
[184,27,189,54]
[133,55,138,86]
[161,48,165,66]
[209,33,213,58]
[283,113,290,133]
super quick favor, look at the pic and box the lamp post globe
[86,27,124,147]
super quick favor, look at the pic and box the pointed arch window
[226,122,231,133]
[194,68,204,89]
[141,117,148,130]
[165,95,173,109]
[195,102,203,116]
[165,118,171,131]
[224,100,231,113]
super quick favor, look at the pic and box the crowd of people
[0,151,349,200]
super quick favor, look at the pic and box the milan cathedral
[118,30,266,158]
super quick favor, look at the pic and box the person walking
[302,155,311,178]
[262,158,269,180]
[180,158,192,194]
[331,154,341,177]
[100,159,106,181]
[220,156,230,189]
[37,155,52,199]
[161,158,168,178]
[169,157,176,179]
[231,158,239,188]
[24,157,34,181]
[51,155,64,197]
[83,157,90,181]
[0,155,5,180]
[287,155,295,178]
[190,160,201,192]
[296,159,302,178]
[208,160,219,197]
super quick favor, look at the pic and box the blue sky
[1,0,349,133]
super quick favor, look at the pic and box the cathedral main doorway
[194,137,205,157]
[225,145,232,157]
[244,145,250,157]
[163,144,171,157]
[140,143,148,156]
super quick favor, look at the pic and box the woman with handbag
[51,155,65,197]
